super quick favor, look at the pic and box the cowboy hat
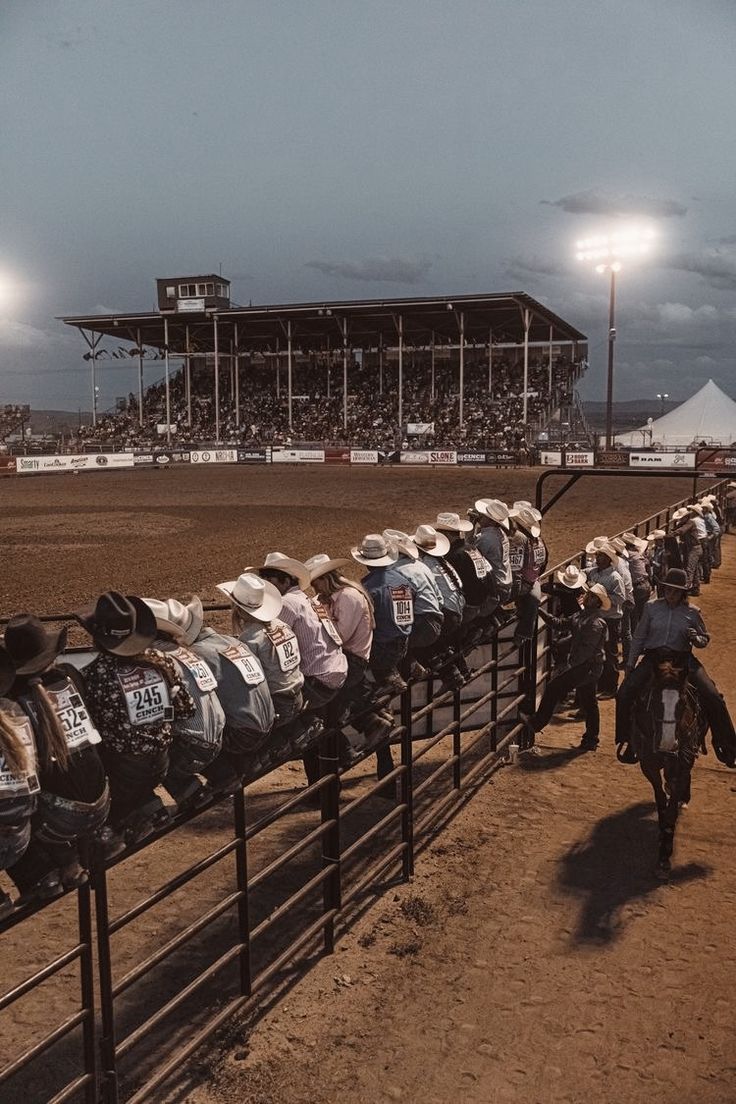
[671,507,689,522]
[75,592,156,656]
[352,533,399,567]
[585,582,612,611]
[621,531,648,553]
[592,540,619,566]
[411,524,451,557]
[609,537,629,558]
[383,529,419,560]
[304,553,350,582]
[434,511,473,534]
[509,505,541,538]
[3,615,67,676]
[0,645,16,695]
[662,568,688,590]
[555,564,586,589]
[647,529,666,541]
[216,573,282,622]
[473,499,510,530]
[256,552,310,590]
[143,596,205,646]
[688,503,704,516]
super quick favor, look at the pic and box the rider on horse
[615,568,736,767]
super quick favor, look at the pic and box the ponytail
[231,607,247,637]
[28,676,70,771]
[137,648,180,692]
[0,708,31,778]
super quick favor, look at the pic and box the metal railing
[0,480,727,1104]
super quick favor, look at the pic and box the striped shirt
[327,586,373,661]
[280,587,348,689]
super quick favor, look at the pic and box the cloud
[94,303,123,314]
[541,188,687,219]
[503,255,565,280]
[305,256,432,284]
[0,319,56,351]
[667,248,736,290]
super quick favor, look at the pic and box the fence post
[91,852,119,1104]
[489,633,498,753]
[77,839,99,1104]
[319,725,341,954]
[232,788,252,997]
[400,688,414,879]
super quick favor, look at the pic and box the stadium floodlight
[657,391,669,416]
[576,224,656,448]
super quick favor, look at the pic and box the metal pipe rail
[0,480,728,1104]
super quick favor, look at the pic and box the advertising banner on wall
[564,451,595,467]
[456,451,489,465]
[429,450,457,465]
[540,451,563,466]
[487,451,518,467]
[133,449,192,467]
[17,453,135,474]
[695,449,736,471]
[324,447,351,464]
[595,450,629,467]
[0,456,17,475]
[629,451,696,469]
[189,449,238,464]
[271,448,326,463]
[407,422,434,435]
[237,448,271,463]
[400,451,430,464]
[350,449,379,464]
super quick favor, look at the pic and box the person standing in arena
[609,537,635,666]
[672,505,705,595]
[619,532,652,629]
[508,503,547,645]
[584,541,625,697]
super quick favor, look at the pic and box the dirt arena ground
[2,465,734,1104]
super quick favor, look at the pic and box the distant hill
[583,399,678,433]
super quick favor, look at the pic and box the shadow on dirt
[557,801,712,945]
[518,746,585,772]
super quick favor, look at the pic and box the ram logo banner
[629,452,696,469]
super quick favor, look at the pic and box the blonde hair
[0,707,31,778]
[314,571,375,629]
[28,676,70,771]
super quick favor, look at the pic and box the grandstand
[0,404,30,445]
[61,288,588,450]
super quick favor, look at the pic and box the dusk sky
[2,0,735,413]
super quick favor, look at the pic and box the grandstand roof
[60,292,586,352]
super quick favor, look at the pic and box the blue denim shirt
[628,598,709,668]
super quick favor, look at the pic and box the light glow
[575,224,656,266]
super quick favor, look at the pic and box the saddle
[618,650,705,764]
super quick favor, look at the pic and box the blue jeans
[0,817,32,872]
[515,581,541,640]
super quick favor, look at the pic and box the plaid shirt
[83,650,195,755]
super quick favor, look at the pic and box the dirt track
[1,465,734,1104]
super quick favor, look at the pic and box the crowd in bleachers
[75,353,578,450]
[0,405,30,445]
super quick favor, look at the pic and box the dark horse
[624,649,708,875]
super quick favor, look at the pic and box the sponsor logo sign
[134,453,155,466]
[271,448,325,463]
[0,456,17,474]
[485,450,517,466]
[237,448,271,463]
[190,449,238,464]
[429,450,457,465]
[541,451,563,466]
[350,449,379,464]
[407,421,434,435]
[456,451,488,465]
[324,447,351,464]
[595,450,629,467]
[695,448,736,470]
[17,453,134,474]
[400,451,430,464]
[176,297,205,313]
[629,451,695,469]
[564,451,595,467]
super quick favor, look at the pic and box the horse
[624,649,708,875]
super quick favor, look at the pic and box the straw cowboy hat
[143,596,205,645]
[352,533,399,568]
[688,503,704,516]
[609,537,629,558]
[411,524,451,557]
[585,582,612,611]
[0,645,16,694]
[256,552,311,590]
[671,507,689,522]
[590,540,619,565]
[75,591,157,656]
[647,529,666,541]
[555,564,586,589]
[509,505,541,538]
[216,573,283,622]
[662,568,688,590]
[383,529,419,560]
[3,615,68,675]
[434,511,473,534]
[621,531,648,553]
[304,553,350,582]
[473,499,510,530]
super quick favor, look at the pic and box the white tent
[615,379,736,447]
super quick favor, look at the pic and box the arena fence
[0,481,727,1104]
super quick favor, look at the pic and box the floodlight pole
[378,333,384,395]
[522,308,531,424]
[430,331,435,401]
[213,313,220,443]
[548,324,553,396]
[487,328,493,395]
[163,316,171,445]
[458,312,465,429]
[184,324,192,428]
[397,314,404,431]
[341,317,348,433]
[234,322,240,430]
[136,327,144,428]
[605,267,616,448]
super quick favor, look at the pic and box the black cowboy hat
[75,591,156,656]
[3,614,68,675]
[0,644,17,694]
[662,568,689,591]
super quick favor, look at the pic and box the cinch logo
[95,455,108,466]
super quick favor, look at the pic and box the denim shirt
[628,598,709,668]
[363,562,424,644]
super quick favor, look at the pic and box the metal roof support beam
[458,311,465,429]
[548,325,554,396]
[137,328,145,428]
[287,319,293,431]
[340,317,349,433]
[234,323,240,430]
[430,332,435,401]
[213,314,220,444]
[378,332,384,395]
[520,306,532,425]
[163,316,172,445]
[393,314,404,432]
[79,328,103,427]
[487,328,493,395]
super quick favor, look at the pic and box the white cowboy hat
[688,503,704,515]
[609,536,629,558]
[621,531,648,553]
[474,499,510,530]
[555,563,587,589]
[412,524,451,557]
[509,505,541,538]
[700,501,714,511]
[647,529,666,541]
[671,507,689,522]
[352,533,399,567]
[591,540,619,565]
[143,596,204,647]
[256,551,311,590]
[383,528,419,560]
[586,582,612,611]
[435,511,473,534]
[304,553,350,582]
[216,572,282,622]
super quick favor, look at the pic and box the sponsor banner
[134,450,192,467]
[190,448,238,464]
[564,451,595,467]
[488,451,517,466]
[350,449,379,464]
[429,450,457,465]
[16,453,134,474]
[237,448,271,464]
[456,451,488,465]
[695,448,736,471]
[0,456,17,475]
[595,449,629,467]
[400,451,430,464]
[629,451,695,469]
[271,448,325,464]
[541,451,563,467]
[407,422,434,436]
[324,447,351,464]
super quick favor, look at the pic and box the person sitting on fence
[305,553,393,771]
[142,599,225,808]
[75,592,195,846]
[471,499,512,613]
[541,563,587,670]
[520,581,609,753]
[508,503,547,645]
[352,533,415,692]
[411,524,468,692]
[381,530,444,682]
[0,648,39,918]
[434,512,496,642]
[584,540,625,699]
[4,615,116,903]
[609,537,635,667]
